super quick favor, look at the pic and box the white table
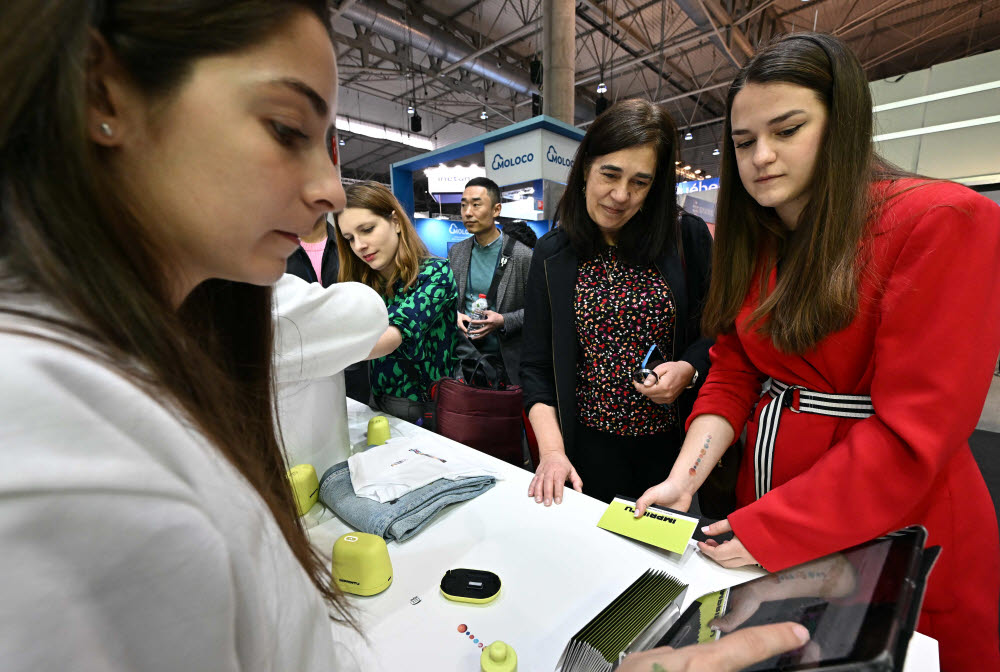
[307,400,938,671]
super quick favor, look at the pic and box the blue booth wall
[414,219,551,259]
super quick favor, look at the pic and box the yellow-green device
[331,532,392,596]
[440,568,501,604]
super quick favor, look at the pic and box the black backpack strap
[485,235,517,309]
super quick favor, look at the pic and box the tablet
[655,526,939,672]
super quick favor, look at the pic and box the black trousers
[571,422,682,504]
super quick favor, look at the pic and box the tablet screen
[657,527,928,671]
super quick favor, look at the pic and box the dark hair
[703,32,908,352]
[0,0,353,625]
[464,176,502,208]
[557,99,680,265]
[336,181,430,299]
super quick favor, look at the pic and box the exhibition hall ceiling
[331,0,1000,181]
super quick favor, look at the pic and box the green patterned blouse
[370,258,459,401]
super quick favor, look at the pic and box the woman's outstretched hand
[634,478,692,516]
[528,453,583,506]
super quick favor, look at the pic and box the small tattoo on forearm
[689,434,711,476]
[651,664,668,672]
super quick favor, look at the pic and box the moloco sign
[484,129,579,186]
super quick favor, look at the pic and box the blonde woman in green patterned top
[336,182,459,423]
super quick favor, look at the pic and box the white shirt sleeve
[273,274,388,384]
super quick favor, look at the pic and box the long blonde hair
[336,181,430,300]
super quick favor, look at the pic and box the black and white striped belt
[754,379,874,499]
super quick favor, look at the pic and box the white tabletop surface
[307,400,938,672]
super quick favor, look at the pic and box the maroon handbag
[432,355,525,466]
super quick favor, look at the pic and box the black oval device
[440,568,501,604]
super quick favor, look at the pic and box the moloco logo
[448,222,469,235]
[546,144,574,169]
[491,151,534,170]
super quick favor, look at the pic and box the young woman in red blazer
[635,33,1000,670]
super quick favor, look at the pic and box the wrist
[538,445,567,461]
[682,362,699,389]
[666,473,699,499]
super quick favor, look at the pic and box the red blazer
[691,180,1000,670]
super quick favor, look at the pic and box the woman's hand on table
[616,621,810,672]
[698,518,761,568]
[633,360,696,405]
[528,453,582,506]
[634,478,692,516]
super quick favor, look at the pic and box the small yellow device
[286,464,319,516]
[440,568,501,604]
[331,532,393,596]
[366,415,391,446]
[480,640,517,672]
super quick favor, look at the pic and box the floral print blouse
[574,246,678,435]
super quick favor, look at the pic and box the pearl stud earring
[99,122,113,137]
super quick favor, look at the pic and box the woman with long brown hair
[635,33,1000,670]
[0,1,376,668]
[335,181,459,423]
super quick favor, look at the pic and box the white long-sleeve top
[274,275,389,472]
[0,280,386,671]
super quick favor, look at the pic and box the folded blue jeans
[319,461,496,542]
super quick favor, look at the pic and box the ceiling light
[694,169,701,174]
[705,174,711,179]
[675,160,681,165]
[480,109,489,120]
[684,131,693,141]
[596,82,607,94]
[407,104,415,116]
[873,80,1000,112]
[873,114,1000,142]
[683,165,691,170]
[338,138,345,146]
[335,117,435,151]
[712,148,720,156]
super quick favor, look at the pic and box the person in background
[285,213,370,402]
[449,176,533,384]
[634,32,1000,671]
[286,215,339,286]
[0,1,373,669]
[520,98,714,505]
[335,181,459,423]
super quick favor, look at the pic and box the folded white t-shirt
[348,435,501,502]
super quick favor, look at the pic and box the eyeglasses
[632,344,662,385]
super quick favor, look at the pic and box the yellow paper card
[596,496,699,555]
[695,588,730,642]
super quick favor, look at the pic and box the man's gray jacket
[447,234,533,384]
